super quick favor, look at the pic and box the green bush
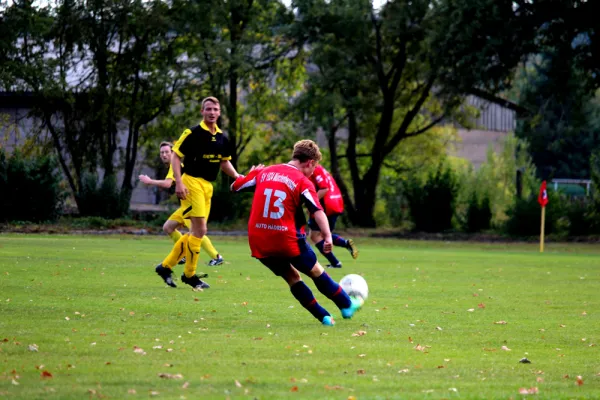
[562,198,600,236]
[405,162,460,232]
[209,177,253,223]
[0,149,67,222]
[463,191,493,233]
[76,172,130,218]
[504,188,569,236]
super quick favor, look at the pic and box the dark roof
[0,91,36,108]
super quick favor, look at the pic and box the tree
[291,0,538,226]
[515,53,600,179]
[1,0,188,216]
[511,0,600,179]
[182,0,302,169]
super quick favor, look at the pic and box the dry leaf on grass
[324,385,344,390]
[158,373,183,379]
[28,344,38,352]
[494,321,507,325]
[414,344,430,351]
[290,386,298,392]
[41,370,53,378]
[501,346,511,351]
[356,369,366,374]
[518,387,539,395]
[576,376,584,386]
[408,336,413,343]
[352,330,367,337]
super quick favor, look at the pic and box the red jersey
[232,164,322,258]
[309,165,344,216]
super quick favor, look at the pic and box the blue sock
[290,281,330,322]
[332,234,347,247]
[316,240,341,266]
[313,272,351,309]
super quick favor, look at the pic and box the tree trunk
[228,70,239,170]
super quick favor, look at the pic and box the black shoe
[155,264,177,288]
[178,256,186,265]
[346,239,359,259]
[181,273,210,290]
[208,255,224,266]
[326,262,343,268]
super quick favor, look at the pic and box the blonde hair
[201,96,220,110]
[292,140,322,162]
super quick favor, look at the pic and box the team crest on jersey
[211,137,216,141]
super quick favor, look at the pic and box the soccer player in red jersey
[231,140,363,326]
[308,164,358,268]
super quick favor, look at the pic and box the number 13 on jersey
[262,188,287,219]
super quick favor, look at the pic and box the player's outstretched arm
[138,175,173,189]
[220,160,241,179]
[313,210,333,253]
[231,166,263,193]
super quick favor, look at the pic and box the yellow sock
[162,234,188,268]
[184,235,202,278]
[201,235,219,259]
[169,229,182,243]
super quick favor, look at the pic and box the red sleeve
[311,168,328,190]
[299,177,322,214]
[231,169,260,193]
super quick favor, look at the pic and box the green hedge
[405,163,460,233]
[0,150,67,222]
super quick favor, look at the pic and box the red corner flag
[538,181,549,207]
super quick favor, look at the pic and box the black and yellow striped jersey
[172,121,232,182]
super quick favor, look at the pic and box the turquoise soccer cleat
[341,296,364,319]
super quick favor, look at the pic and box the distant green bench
[551,179,592,197]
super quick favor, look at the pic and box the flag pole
[538,180,548,253]
[540,206,546,253]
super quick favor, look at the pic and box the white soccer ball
[339,274,368,301]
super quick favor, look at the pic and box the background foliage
[1,0,599,235]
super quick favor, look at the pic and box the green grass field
[0,235,599,399]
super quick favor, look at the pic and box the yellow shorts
[168,174,213,222]
[167,209,192,229]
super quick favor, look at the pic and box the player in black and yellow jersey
[155,97,240,290]
[139,141,225,274]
